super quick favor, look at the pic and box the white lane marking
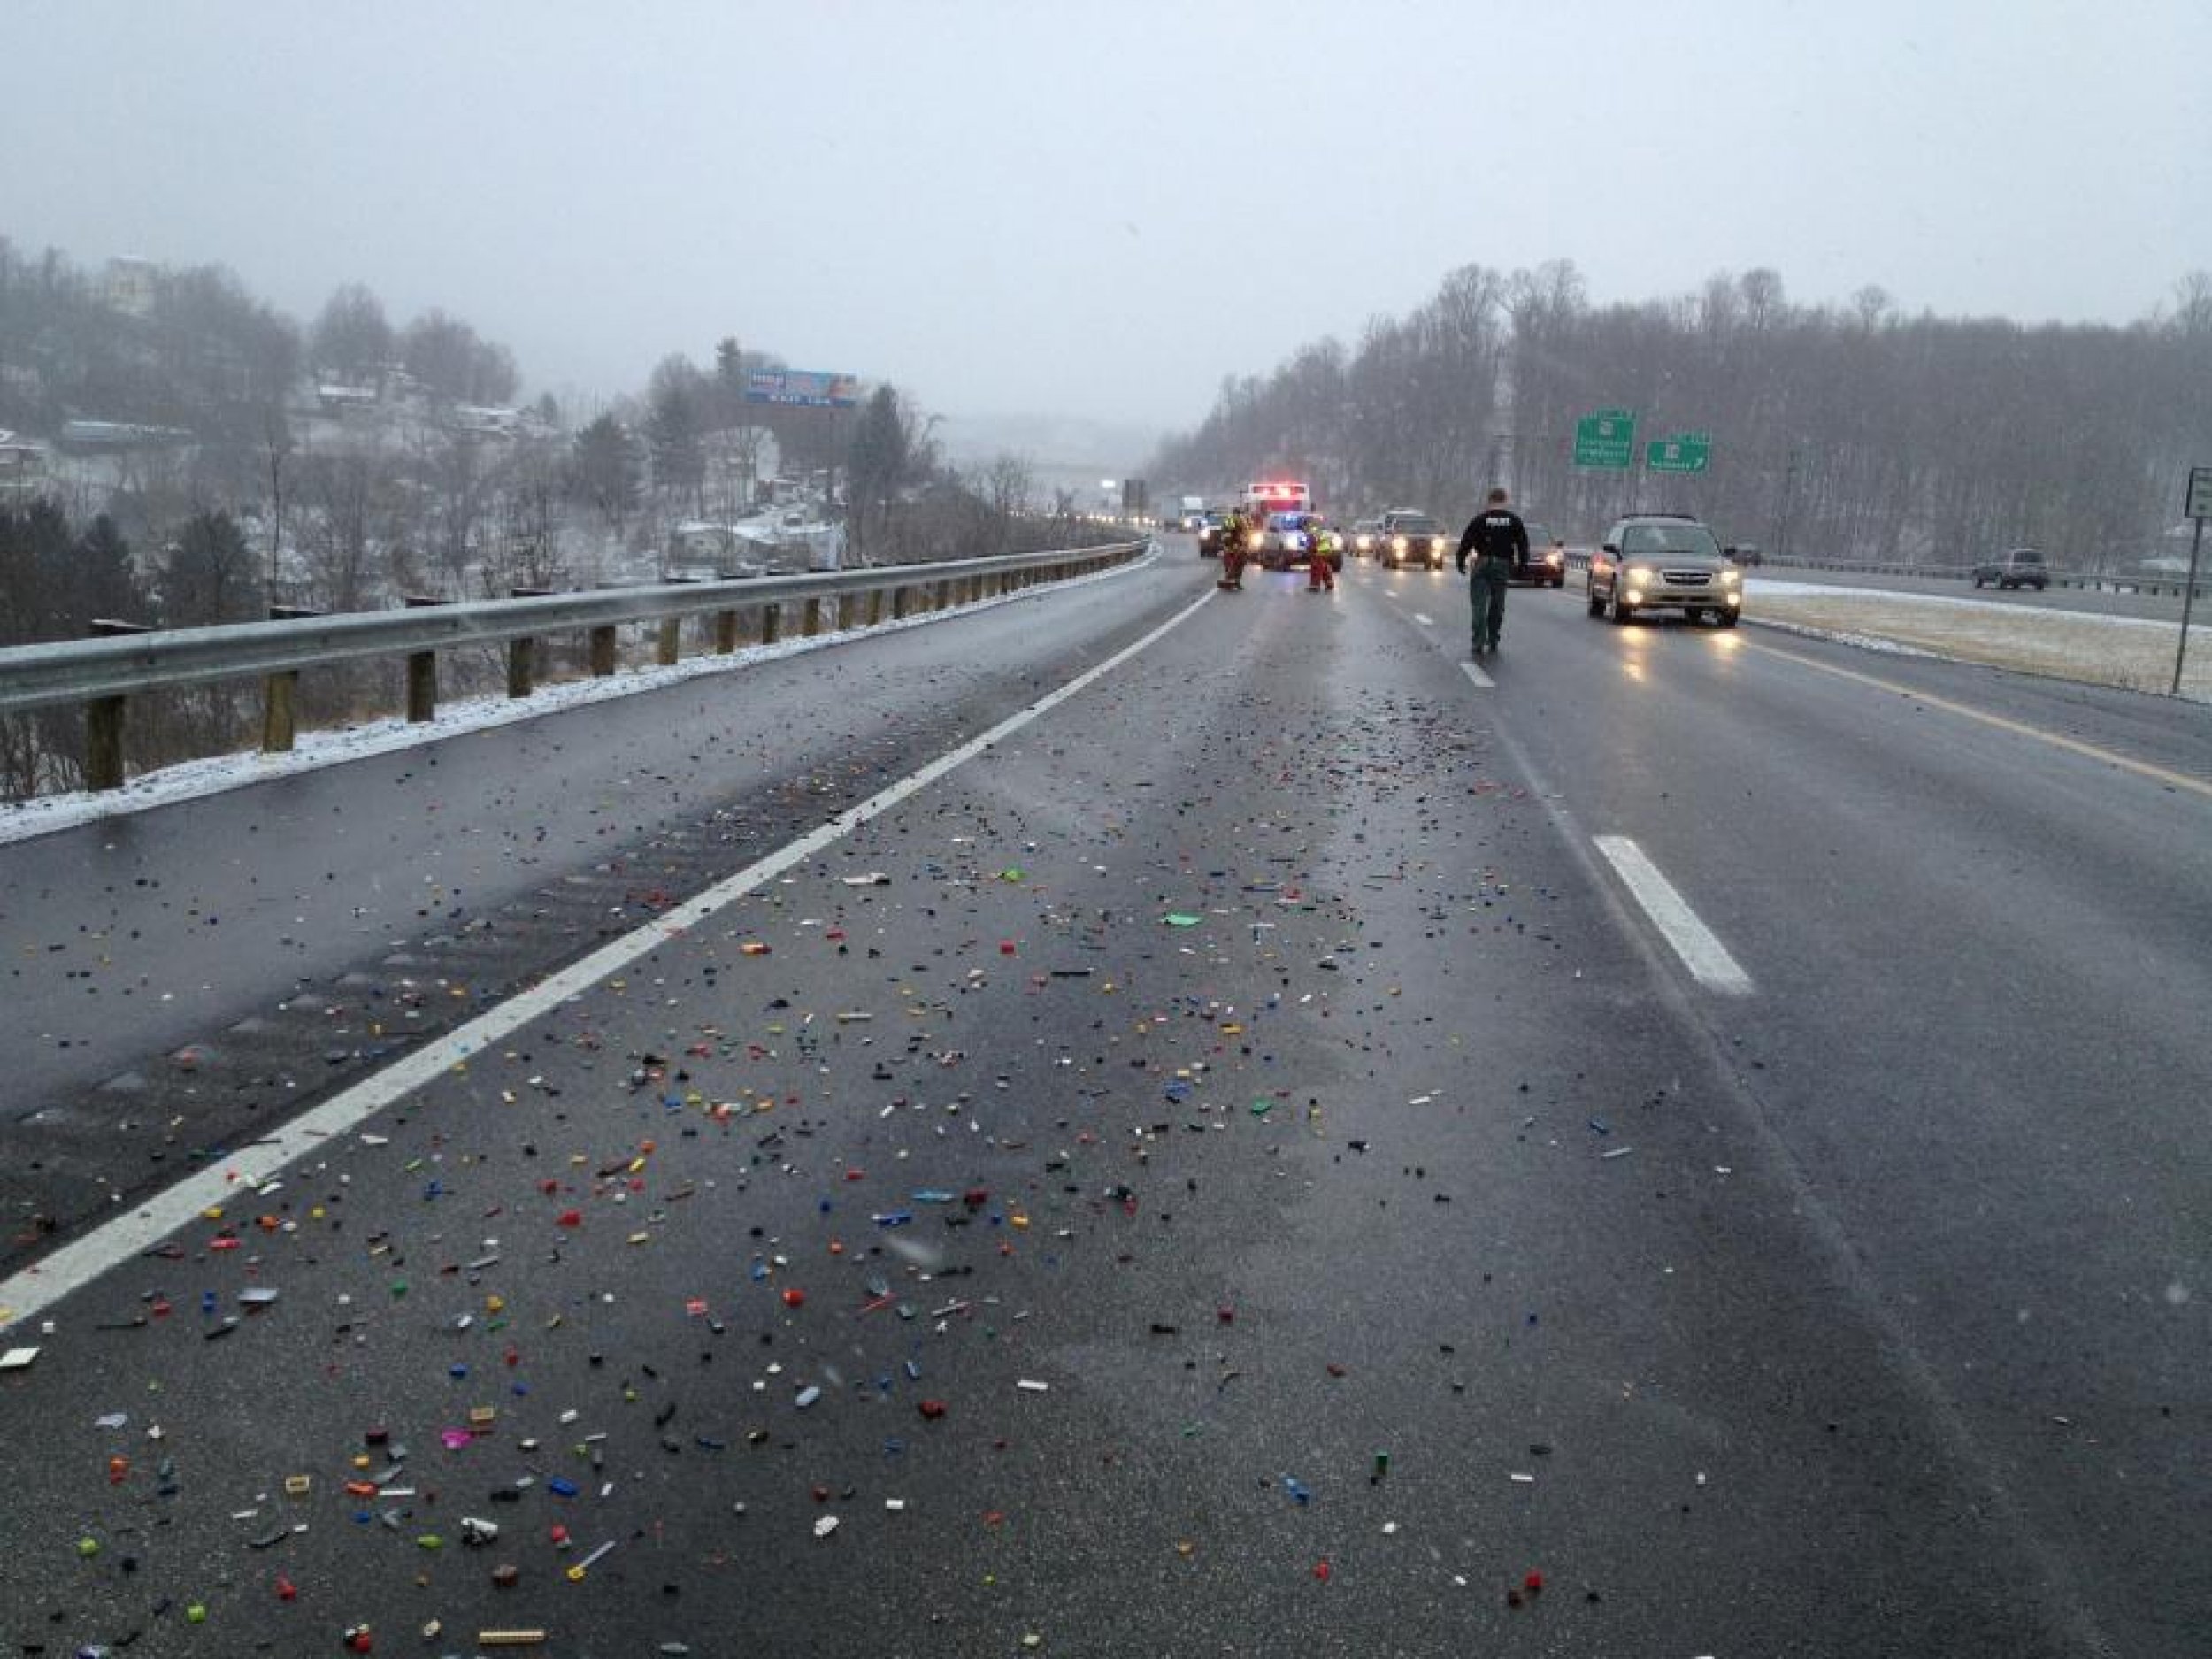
[1461,662,1494,690]
[0,586,1219,1332]
[1412,612,1435,626]
[1591,835,1754,995]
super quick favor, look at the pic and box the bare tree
[296,449,390,612]
[263,406,293,600]
[310,283,394,382]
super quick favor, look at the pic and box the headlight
[1392,535,1408,551]
[1625,563,1655,583]
[1720,567,1741,585]
[1544,549,1563,568]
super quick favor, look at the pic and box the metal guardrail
[0,540,1147,791]
[1755,552,2205,598]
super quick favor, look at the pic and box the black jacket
[1456,507,1528,574]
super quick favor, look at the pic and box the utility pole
[1775,446,1801,559]
[2174,465,2210,695]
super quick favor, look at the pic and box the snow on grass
[1746,580,2212,702]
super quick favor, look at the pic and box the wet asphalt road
[1,543,2207,1656]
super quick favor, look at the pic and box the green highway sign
[1573,409,1636,469]
[1647,431,1712,473]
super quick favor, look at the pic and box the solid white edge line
[1591,834,1754,995]
[1412,612,1435,626]
[1460,661,1494,690]
[0,581,1217,1331]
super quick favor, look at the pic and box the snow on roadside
[0,547,1157,849]
[1745,580,2212,703]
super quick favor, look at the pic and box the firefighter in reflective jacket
[1219,507,1252,589]
[1305,515,1337,592]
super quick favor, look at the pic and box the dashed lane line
[0,584,1220,1332]
[1592,834,1755,995]
[1461,661,1494,690]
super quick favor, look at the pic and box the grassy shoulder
[1747,592,2212,702]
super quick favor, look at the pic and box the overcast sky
[6,0,2209,446]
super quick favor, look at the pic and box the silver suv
[1971,547,2047,590]
[1586,513,1743,627]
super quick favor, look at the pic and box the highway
[2,540,2208,1656]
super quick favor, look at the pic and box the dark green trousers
[1468,558,1510,649]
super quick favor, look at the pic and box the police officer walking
[1455,487,1527,657]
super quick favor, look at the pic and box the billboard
[745,370,860,409]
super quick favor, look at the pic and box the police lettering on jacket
[1459,507,1528,570]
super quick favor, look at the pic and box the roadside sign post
[2176,465,2212,695]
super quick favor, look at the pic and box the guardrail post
[892,584,911,620]
[589,623,618,677]
[261,604,319,752]
[84,618,149,791]
[803,596,825,636]
[402,595,447,721]
[657,615,682,666]
[714,608,740,653]
[508,588,552,697]
[760,602,781,645]
[867,588,886,627]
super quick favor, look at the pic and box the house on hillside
[317,384,380,417]
[57,419,195,450]
[0,430,48,501]
[104,257,157,319]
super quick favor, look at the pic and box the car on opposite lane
[1586,511,1743,626]
[1972,547,2048,589]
